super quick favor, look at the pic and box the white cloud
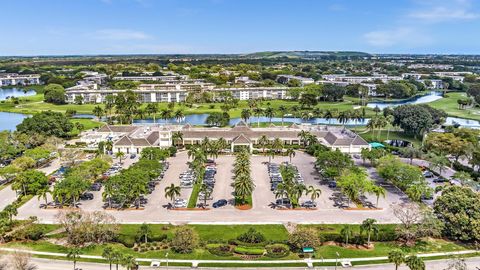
[364,27,431,47]
[408,0,478,22]
[91,29,152,40]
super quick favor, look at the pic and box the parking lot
[17,150,403,224]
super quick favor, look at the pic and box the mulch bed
[235,204,252,210]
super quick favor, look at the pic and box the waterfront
[367,91,443,109]
[0,87,36,101]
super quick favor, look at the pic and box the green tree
[286,148,296,163]
[121,255,137,270]
[360,218,378,246]
[165,184,181,207]
[388,250,405,270]
[16,111,73,138]
[340,225,354,245]
[102,246,115,270]
[44,84,66,104]
[170,226,199,253]
[67,247,81,270]
[405,255,425,270]
[115,151,125,164]
[137,223,151,244]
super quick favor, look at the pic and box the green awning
[302,247,314,253]
[369,142,385,148]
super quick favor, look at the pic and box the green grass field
[429,92,480,121]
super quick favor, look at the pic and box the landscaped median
[0,247,477,268]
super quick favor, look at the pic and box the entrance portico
[230,133,253,153]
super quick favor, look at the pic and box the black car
[328,181,337,188]
[212,199,228,208]
[90,183,102,191]
[80,193,94,200]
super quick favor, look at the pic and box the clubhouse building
[81,121,370,154]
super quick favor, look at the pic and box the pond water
[0,112,28,131]
[445,117,480,129]
[0,87,36,101]
[367,91,443,109]
[133,114,370,126]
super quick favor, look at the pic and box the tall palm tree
[36,186,50,208]
[67,247,81,270]
[400,146,422,165]
[3,204,18,223]
[286,148,296,163]
[323,109,333,124]
[272,138,283,154]
[388,250,405,270]
[241,109,251,123]
[297,130,311,148]
[164,184,181,207]
[337,110,350,129]
[174,109,185,123]
[160,108,173,124]
[145,103,159,123]
[199,183,212,208]
[172,131,183,146]
[340,225,353,245]
[258,135,270,156]
[290,105,300,118]
[115,151,125,164]
[278,105,288,126]
[93,105,104,119]
[264,107,275,124]
[360,218,378,246]
[428,153,450,176]
[306,185,321,204]
[253,107,264,127]
[121,255,137,270]
[371,186,386,208]
[102,247,115,270]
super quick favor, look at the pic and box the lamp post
[335,252,340,270]
[165,252,169,270]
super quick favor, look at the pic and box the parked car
[130,154,136,159]
[212,199,228,208]
[174,199,187,208]
[433,177,448,183]
[301,200,317,208]
[423,171,434,178]
[275,198,291,207]
[90,183,102,191]
[80,193,94,200]
[328,181,337,188]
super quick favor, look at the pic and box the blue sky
[1,0,479,55]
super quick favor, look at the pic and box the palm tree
[361,218,378,246]
[67,247,81,270]
[105,140,113,153]
[306,185,321,204]
[388,250,405,270]
[3,204,18,223]
[278,105,288,126]
[172,131,183,146]
[337,110,351,129]
[405,255,425,270]
[115,151,125,164]
[340,225,353,245]
[385,115,395,141]
[371,186,386,208]
[174,109,185,123]
[297,130,311,148]
[290,105,300,118]
[272,138,283,154]
[199,183,212,208]
[164,184,181,207]
[131,181,146,209]
[428,153,450,176]
[324,110,333,125]
[138,223,151,244]
[400,146,422,165]
[286,148,296,163]
[258,135,270,156]
[241,109,251,123]
[264,107,275,124]
[36,186,50,208]
[253,107,264,127]
[145,103,159,123]
[121,255,137,270]
[93,105,104,119]
[160,108,173,124]
[102,246,115,270]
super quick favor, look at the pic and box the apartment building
[0,73,41,86]
[277,75,315,85]
[212,87,289,100]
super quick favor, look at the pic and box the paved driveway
[211,155,235,208]
[0,185,17,211]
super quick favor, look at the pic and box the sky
[0,0,479,56]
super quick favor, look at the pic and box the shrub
[233,246,265,255]
[237,228,265,244]
[265,244,290,258]
[288,227,321,250]
[206,244,233,257]
[170,226,199,254]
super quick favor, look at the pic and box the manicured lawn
[187,182,201,208]
[69,118,103,136]
[429,92,480,121]
[358,129,422,146]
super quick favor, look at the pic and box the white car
[174,199,187,208]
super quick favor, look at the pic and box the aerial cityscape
[0,1,480,269]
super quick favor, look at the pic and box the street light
[165,252,169,270]
[335,252,340,270]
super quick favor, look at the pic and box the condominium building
[212,87,289,100]
[277,75,315,85]
[112,75,189,82]
[0,73,41,86]
[321,74,402,84]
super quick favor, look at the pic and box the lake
[0,87,36,101]
[367,91,443,109]
[0,112,28,131]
